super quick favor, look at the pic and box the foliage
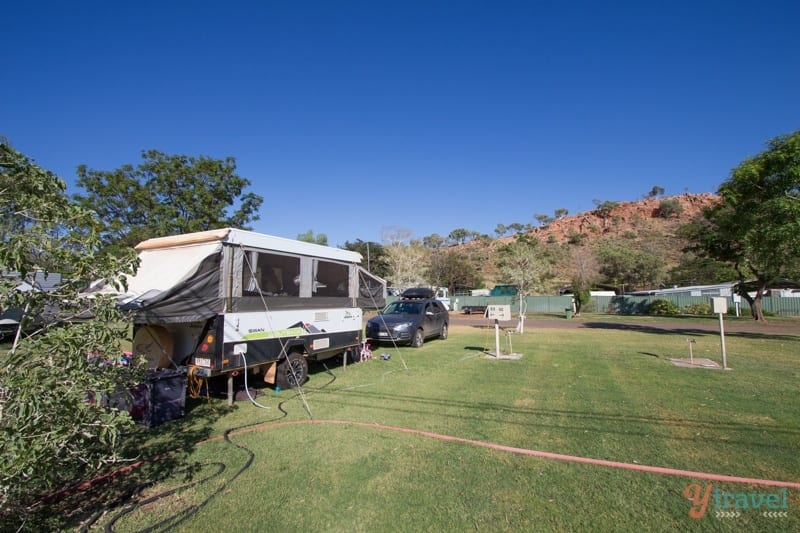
[666,253,738,286]
[566,230,584,244]
[296,229,328,246]
[686,130,800,320]
[507,222,527,234]
[572,288,591,315]
[447,228,483,245]
[655,198,683,218]
[343,239,389,279]
[569,245,600,291]
[592,199,619,217]
[495,236,552,295]
[597,239,665,291]
[73,149,263,253]
[646,185,665,198]
[495,236,552,331]
[648,299,681,315]
[421,233,447,249]
[426,250,481,295]
[684,302,712,315]
[0,143,141,529]
[384,242,429,288]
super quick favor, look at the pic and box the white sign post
[711,297,729,369]
[487,305,510,357]
[485,304,521,359]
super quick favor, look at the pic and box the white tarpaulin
[125,242,222,297]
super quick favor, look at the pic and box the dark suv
[365,288,449,347]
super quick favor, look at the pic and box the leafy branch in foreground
[1,142,142,530]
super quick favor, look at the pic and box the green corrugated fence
[389,294,800,316]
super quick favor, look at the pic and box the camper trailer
[104,228,385,395]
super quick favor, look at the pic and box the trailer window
[243,251,300,297]
[313,260,349,296]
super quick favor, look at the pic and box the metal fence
[392,294,800,316]
[591,295,800,316]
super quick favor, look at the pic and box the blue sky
[3,0,799,247]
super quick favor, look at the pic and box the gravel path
[449,313,800,337]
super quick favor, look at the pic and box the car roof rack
[401,287,435,299]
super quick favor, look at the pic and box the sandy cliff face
[527,193,720,244]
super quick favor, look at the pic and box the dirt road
[449,313,800,337]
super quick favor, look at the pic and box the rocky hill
[523,192,719,245]
[465,192,721,289]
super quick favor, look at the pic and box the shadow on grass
[308,386,800,453]
[580,321,800,341]
[23,387,256,532]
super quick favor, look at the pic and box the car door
[423,301,444,338]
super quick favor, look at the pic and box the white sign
[487,305,511,321]
[711,297,728,314]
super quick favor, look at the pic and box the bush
[684,302,712,315]
[648,299,681,315]
[655,198,684,218]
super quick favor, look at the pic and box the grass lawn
[55,317,800,531]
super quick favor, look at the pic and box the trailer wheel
[275,352,308,389]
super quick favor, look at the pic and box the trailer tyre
[276,352,308,389]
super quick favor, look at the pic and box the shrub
[656,198,684,218]
[649,299,681,315]
[685,302,712,315]
[567,230,584,244]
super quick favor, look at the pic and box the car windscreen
[384,301,423,314]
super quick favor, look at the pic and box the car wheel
[411,328,424,348]
[275,352,308,389]
[440,323,448,340]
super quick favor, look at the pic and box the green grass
[51,320,800,531]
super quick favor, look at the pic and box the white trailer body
[97,228,385,390]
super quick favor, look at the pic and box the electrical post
[711,297,729,369]
[484,305,522,359]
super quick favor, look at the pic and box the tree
[448,228,475,245]
[597,238,665,291]
[494,223,508,237]
[381,225,413,246]
[384,242,429,288]
[554,208,569,219]
[297,229,328,246]
[667,253,738,286]
[74,150,263,253]
[427,250,481,294]
[534,213,553,226]
[343,239,388,279]
[569,245,600,315]
[507,222,526,234]
[646,185,665,198]
[495,236,552,332]
[0,142,141,529]
[687,131,800,320]
[422,233,447,249]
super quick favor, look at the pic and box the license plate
[194,357,211,367]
